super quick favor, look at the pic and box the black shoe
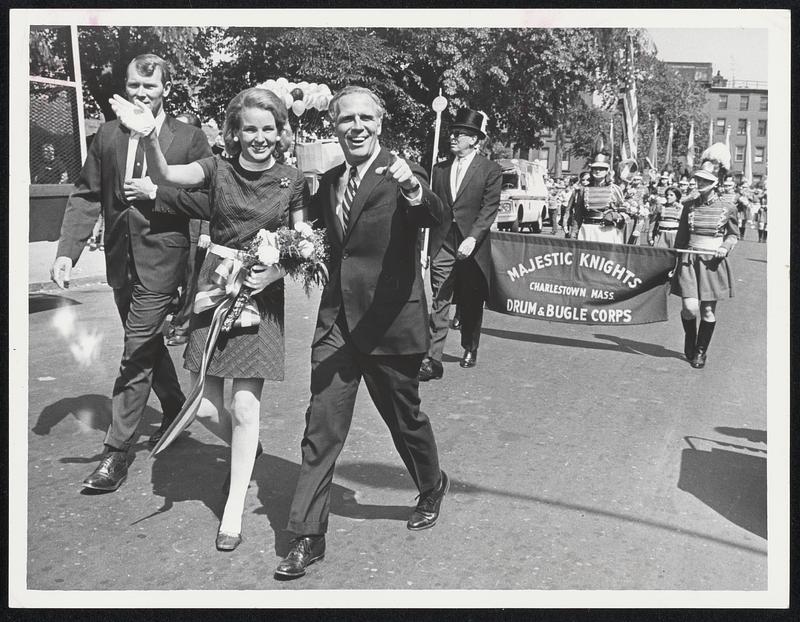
[148,407,181,446]
[690,347,707,369]
[274,536,326,579]
[215,530,243,552]
[450,317,462,330]
[166,330,189,346]
[418,357,443,381]
[83,451,128,491]
[459,350,478,368]
[407,471,449,531]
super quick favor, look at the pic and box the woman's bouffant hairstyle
[222,88,292,157]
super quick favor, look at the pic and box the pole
[70,25,87,164]
[422,90,448,273]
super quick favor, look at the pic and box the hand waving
[109,94,156,136]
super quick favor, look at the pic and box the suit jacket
[312,148,444,355]
[56,116,212,293]
[428,153,502,286]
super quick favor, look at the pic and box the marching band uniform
[649,187,684,248]
[570,153,627,244]
[672,144,738,369]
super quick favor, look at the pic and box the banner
[488,233,677,325]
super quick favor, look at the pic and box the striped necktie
[342,165,359,232]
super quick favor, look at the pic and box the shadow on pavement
[593,334,684,359]
[714,427,767,444]
[142,435,228,525]
[484,326,681,358]
[252,456,411,557]
[337,461,767,555]
[678,436,767,539]
[29,293,81,314]
[35,394,167,439]
[746,258,767,264]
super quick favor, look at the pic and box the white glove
[109,94,156,136]
[197,234,211,249]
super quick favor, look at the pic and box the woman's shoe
[216,530,242,551]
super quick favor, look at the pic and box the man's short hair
[128,53,172,86]
[328,86,386,121]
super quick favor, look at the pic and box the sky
[647,29,768,83]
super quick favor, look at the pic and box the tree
[74,26,212,120]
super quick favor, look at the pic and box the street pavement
[19,235,770,599]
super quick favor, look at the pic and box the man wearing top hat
[569,151,627,244]
[418,108,501,381]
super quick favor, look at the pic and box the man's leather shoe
[690,347,707,369]
[418,358,443,381]
[407,470,449,531]
[83,451,128,491]
[148,408,180,446]
[274,536,326,579]
[450,316,462,330]
[459,350,478,368]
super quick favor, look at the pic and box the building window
[716,118,726,135]
[759,95,768,111]
[737,119,747,135]
[739,95,749,111]
[718,94,728,110]
[754,147,765,163]
[539,147,549,165]
[561,156,570,172]
[757,119,767,136]
[734,145,745,162]
[753,175,762,183]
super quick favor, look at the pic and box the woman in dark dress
[671,144,738,369]
[115,88,308,550]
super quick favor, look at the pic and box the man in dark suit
[50,54,211,492]
[418,109,502,381]
[275,86,448,579]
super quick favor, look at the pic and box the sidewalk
[29,241,108,292]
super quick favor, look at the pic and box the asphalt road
[20,236,769,598]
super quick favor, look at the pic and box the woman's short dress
[671,193,738,301]
[182,156,307,379]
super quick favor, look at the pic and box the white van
[493,158,549,233]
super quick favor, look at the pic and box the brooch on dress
[279,177,291,188]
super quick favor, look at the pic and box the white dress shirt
[450,148,477,199]
[125,109,167,180]
[335,145,422,230]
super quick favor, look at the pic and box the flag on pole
[708,118,714,149]
[686,121,695,169]
[621,138,629,162]
[725,123,731,149]
[743,119,753,183]
[665,122,674,168]
[646,118,658,170]
[622,35,638,160]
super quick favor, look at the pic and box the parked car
[494,158,549,233]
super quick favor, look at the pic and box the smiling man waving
[275,86,449,580]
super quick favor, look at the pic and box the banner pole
[422,90,448,272]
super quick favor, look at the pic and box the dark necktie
[132,138,146,179]
[342,165,359,232]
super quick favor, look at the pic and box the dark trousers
[287,313,441,536]
[108,271,185,449]
[428,224,485,360]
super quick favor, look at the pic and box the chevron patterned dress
[183,155,307,379]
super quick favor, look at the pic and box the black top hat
[451,108,489,138]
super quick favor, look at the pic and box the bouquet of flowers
[221,222,329,333]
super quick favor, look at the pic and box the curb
[29,276,110,294]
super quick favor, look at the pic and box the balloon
[291,100,307,116]
[283,94,294,109]
[276,77,289,89]
[264,79,277,90]
[318,84,331,95]
[290,87,304,101]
